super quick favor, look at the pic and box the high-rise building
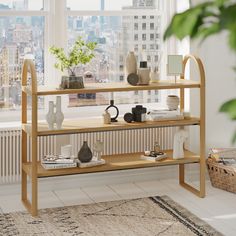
[118,0,160,103]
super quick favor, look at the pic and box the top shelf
[22,80,201,96]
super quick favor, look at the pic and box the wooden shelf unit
[21,55,206,216]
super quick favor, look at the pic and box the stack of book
[148,109,184,121]
[41,155,77,170]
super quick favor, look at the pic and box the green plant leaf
[228,24,236,51]
[220,99,236,119]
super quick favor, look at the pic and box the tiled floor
[0,179,236,236]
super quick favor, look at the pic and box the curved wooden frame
[180,55,206,198]
[21,59,38,216]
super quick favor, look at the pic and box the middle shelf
[22,117,200,136]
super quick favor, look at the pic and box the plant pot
[60,75,84,89]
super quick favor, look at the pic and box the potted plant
[49,37,97,89]
[164,0,236,142]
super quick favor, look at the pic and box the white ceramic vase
[166,95,180,110]
[126,51,137,75]
[46,101,55,130]
[55,96,64,129]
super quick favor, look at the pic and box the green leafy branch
[49,37,97,76]
[164,0,236,143]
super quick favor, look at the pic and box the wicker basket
[206,158,236,193]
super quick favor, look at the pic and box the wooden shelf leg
[179,164,185,184]
[21,130,27,201]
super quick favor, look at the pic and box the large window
[0,0,189,121]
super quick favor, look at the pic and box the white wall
[190,33,236,151]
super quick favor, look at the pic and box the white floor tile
[38,191,63,209]
[109,182,148,199]
[0,194,26,213]
[134,179,172,196]
[82,185,121,202]
[54,188,94,206]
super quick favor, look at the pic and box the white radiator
[0,126,177,184]
[70,127,178,156]
[0,128,57,184]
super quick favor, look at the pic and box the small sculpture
[93,140,104,161]
[103,110,111,124]
[173,127,188,159]
[55,96,64,129]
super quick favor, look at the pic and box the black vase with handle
[78,141,93,163]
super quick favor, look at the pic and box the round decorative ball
[127,73,139,86]
[124,113,134,123]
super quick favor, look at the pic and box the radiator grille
[0,126,177,184]
[70,127,177,156]
[0,128,57,184]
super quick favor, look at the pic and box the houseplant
[164,0,236,142]
[49,37,97,89]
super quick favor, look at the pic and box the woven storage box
[206,158,236,193]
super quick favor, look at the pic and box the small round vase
[166,95,180,110]
[78,141,93,163]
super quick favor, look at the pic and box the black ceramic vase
[78,141,93,163]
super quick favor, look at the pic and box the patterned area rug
[0,196,222,236]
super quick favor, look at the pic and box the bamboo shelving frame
[21,55,206,216]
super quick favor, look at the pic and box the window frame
[0,0,190,122]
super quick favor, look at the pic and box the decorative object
[132,105,147,122]
[166,95,180,110]
[77,141,93,163]
[0,196,222,236]
[103,110,111,124]
[49,37,97,89]
[183,111,191,119]
[173,127,188,159]
[148,109,184,121]
[46,101,55,130]
[154,142,161,153]
[127,73,139,86]
[124,112,134,123]
[105,100,119,122]
[93,140,104,161]
[139,61,147,68]
[167,55,183,83]
[125,51,137,74]
[137,67,150,85]
[60,145,73,158]
[150,66,160,83]
[78,157,106,168]
[55,96,64,129]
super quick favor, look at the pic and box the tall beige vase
[126,51,137,74]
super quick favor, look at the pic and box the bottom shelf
[22,150,200,178]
